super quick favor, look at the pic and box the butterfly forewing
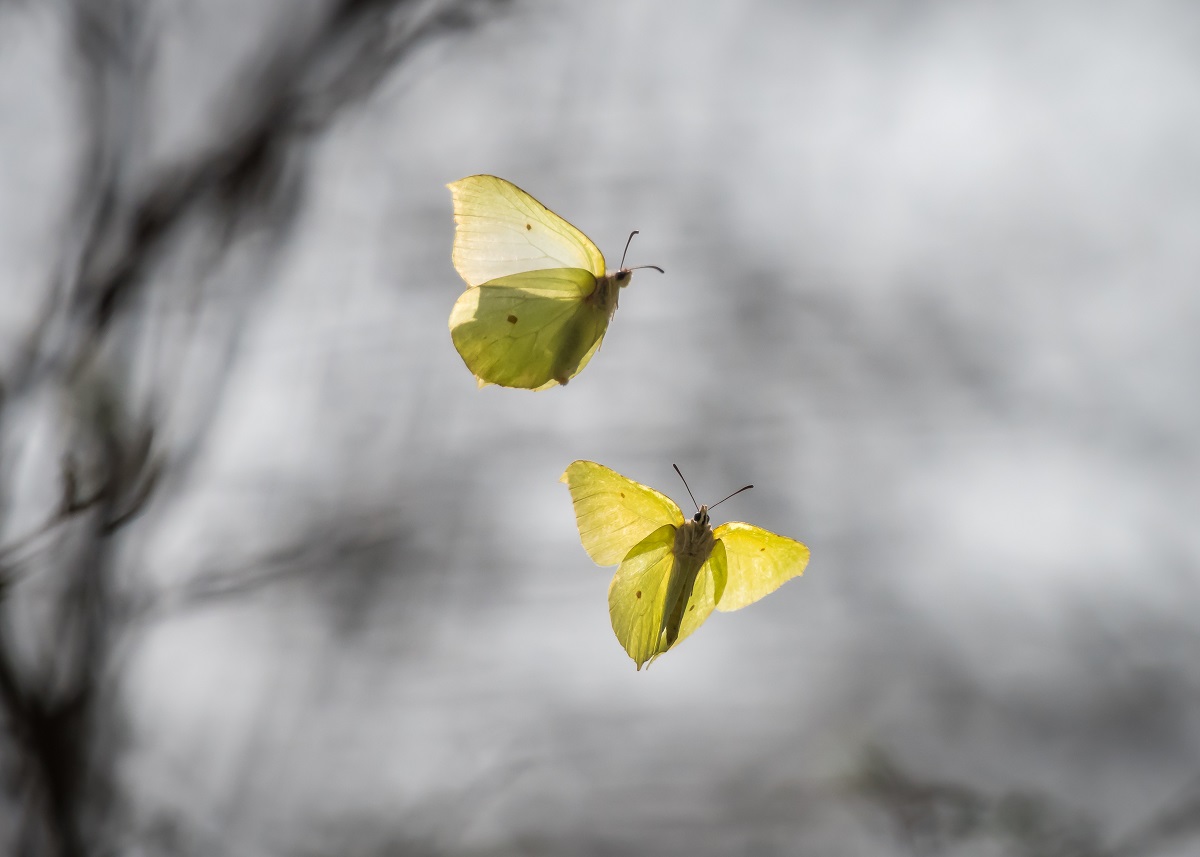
[561,461,685,567]
[449,175,606,286]
[712,522,810,612]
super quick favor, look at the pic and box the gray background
[2,1,1199,854]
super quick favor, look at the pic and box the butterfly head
[692,505,710,527]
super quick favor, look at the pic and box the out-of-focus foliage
[850,746,1200,857]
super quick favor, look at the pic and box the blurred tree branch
[0,0,509,853]
[846,745,1200,857]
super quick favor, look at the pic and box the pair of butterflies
[448,176,809,669]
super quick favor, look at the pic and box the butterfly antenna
[672,464,701,513]
[620,231,639,269]
[619,232,666,274]
[709,484,754,511]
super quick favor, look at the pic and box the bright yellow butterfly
[561,460,810,670]
[447,175,662,390]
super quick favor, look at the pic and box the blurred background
[2,1,1199,854]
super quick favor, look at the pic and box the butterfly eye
[693,511,703,522]
[616,271,629,282]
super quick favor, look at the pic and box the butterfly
[447,175,662,390]
[561,460,810,670]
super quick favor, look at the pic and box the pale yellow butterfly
[561,460,810,669]
[447,175,662,390]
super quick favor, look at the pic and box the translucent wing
[712,522,810,612]
[561,461,684,566]
[609,534,727,670]
[449,269,609,389]
[449,175,606,286]
[607,525,676,670]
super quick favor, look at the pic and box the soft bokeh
[2,1,1199,854]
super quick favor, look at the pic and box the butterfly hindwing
[610,533,727,670]
[449,268,609,389]
[607,524,677,670]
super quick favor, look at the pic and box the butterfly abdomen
[660,518,716,649]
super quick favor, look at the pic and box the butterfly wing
[609,533,727,670]
[561,461,684,566]
[712,522,809,612]
[448,175,606,286]
[449,268,609,389]
[607,524,677,670]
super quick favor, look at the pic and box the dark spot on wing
[525,223,532,230]
[507,314,518,324]
[635,590,642,599]
[619,492,625,498]
[760,547,766,551]
[688,605,694,612]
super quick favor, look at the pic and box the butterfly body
[660,510,717,649]
[585,270,627,313]
[562,461,809,670]
[447,176,656,390]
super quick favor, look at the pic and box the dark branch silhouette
[0,2,510,854]
[846,745,1200,857]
